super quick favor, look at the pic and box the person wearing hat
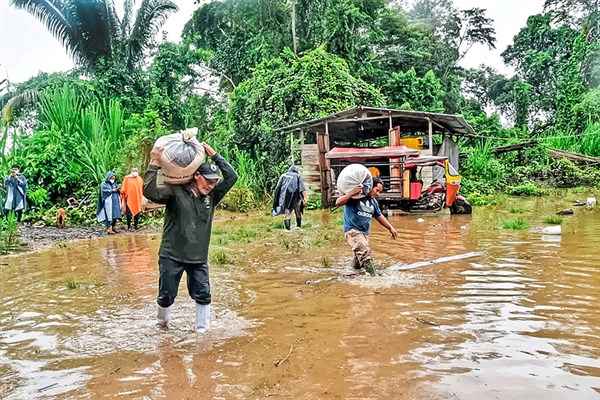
[143,142,238,333]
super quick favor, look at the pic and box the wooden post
[317,123,331,207]
[389,126,401,192]
[428,118,433,155]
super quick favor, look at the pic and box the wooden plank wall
[300,144,321,193]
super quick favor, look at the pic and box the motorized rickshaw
[325,146,472,214]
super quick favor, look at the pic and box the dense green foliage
[0,0,598,225]
[230,47,384,183]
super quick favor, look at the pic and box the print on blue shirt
[343,197,382,234]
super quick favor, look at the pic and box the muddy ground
[16,225,156,252]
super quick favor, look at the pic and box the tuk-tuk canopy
[325,146,420,159]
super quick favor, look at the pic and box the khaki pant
[344,229,372,265]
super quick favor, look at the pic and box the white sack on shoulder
[153,127,206,185]
[337,164,373,199]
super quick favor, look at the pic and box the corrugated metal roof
[275,106,476,137]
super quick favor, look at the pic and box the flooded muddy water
[1,193,599,399]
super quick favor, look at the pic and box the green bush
[543,216,563,224]
[501,219,529,230]
[220,187,258,212]
[506,182,548,196]
[550,159,591,187]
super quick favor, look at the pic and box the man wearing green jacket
[143,143,237,333]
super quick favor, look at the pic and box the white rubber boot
[157,304,171,326]
[195,303,211,333]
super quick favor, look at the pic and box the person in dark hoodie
[143,142,237,333]
[272,165,308,230]
[96,171,122,234]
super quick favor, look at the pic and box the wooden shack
[276,106,476,207]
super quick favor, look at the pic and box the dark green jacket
[143,154,237,263]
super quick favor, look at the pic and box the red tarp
[325,146,420,159]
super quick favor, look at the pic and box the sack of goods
[152,128,205,185]
[337,164,373,199]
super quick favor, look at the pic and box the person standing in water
[272,166,308,230]
[336,177,398,277]
[143,142,237,333]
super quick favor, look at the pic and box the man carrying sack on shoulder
[143,142,238,333]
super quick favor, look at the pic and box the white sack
[153,128,206,185]
[337,164,373,199]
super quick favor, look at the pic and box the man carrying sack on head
[143,142,237,333]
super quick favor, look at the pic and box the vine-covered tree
[229,47,383,182]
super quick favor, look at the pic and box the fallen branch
[493,140,538,155]
[38,383,58,392]
[415,318,439,326]
[273,344,295,367]
[548,148,600,164]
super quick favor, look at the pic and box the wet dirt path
[1,192,599,399]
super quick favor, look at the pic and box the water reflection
[0,196,599,399]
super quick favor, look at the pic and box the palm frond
[122,0,136,37]
[9,0,78,58]
[103,0,123,53]
[128,0,178,65]
[9,0,117,67]
[68,0,114,64]
[2,90,39,123]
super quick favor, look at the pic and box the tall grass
[0,212,19,254]
[39,85,125,184]
[463,140,506,187]
[202,126,273,209]
[540,122,600,157]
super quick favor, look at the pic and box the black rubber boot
[126,216,132,231]
[284,219,291,230]
[363,259,378,277]
[351,257,361,269]
[296,218,302,228]
[134,215,139,230]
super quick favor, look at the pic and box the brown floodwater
[1,194,599,399]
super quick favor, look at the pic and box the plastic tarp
[433,135,459,182]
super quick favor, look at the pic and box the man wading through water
[336,177,398,277]
[143,143,237,333]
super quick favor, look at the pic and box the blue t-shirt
[343,197,382,234]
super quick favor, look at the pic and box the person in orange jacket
[120,166,144,231]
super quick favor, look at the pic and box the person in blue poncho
[96,171,122,234]
[4,165,27,222]
[272,165,308,230]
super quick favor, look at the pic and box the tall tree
[230,47,383,181]
[10,0,178,72]
[502,14,586,122]
[544,0,599,41]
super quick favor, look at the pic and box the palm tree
[10,0,178,71]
